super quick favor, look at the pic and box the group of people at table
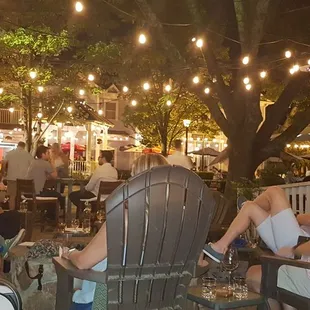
[0,139,310,310]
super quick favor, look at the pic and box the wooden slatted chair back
[104,165,215,309]
[16,179,37,211]
[211,191,228,226]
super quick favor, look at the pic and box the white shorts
[256,208,309,253]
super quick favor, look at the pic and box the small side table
[187,286,269,309]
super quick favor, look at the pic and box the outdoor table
[56,178,88,224]
[187,286,268,309]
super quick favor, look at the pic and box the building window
[105,101,117,119]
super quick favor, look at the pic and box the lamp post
[183,119,191,155]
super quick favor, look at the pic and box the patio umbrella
[189,147,220,157]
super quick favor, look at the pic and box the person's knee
[246,265,262,293]
[266,186,285,201]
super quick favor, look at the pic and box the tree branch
[255,73,309,148]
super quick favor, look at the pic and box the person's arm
[84,168,99,192]
[277,241,310,258]
[185,156,193,170]
[297,214,310,226]
[63,222,107,270]
[45,161,57,179]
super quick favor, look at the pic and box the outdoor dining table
[56,178,88,224]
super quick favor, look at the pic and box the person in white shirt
[69,150,118,219]
[167,139,193,170]
[2,142,33,210]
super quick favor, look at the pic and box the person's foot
[1,229,26,259]
[237,196,248,211]
[203,243,224,263]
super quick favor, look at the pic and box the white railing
[277,182,310,214]
[0,109,23,124]
[69,160,97,176]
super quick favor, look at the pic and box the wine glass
[222,246,239,290]
[58,222,66,233]
[96,209,105,223]
[71,219,80,232]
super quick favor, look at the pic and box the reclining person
[203,186,310,310]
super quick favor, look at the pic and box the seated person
[26,145,64,210]
[62,154,208,310]
[69,151,118,219]
[203,186,310,310]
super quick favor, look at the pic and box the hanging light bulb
[79,89,85,96]
[143,82,150,90]
[38,86,44,93]
[29,70,37,79]
[193,76,200,84]
[293,64,300,72]
[0,88,3,95]
[243,77,250,85]
[88,74,95,81]
[131,100,137,106]
[166,100,172,107]
[204,87,210,94]
[245,84,252,91]
[98,109,103,115]
[165,85,172,92]
[37,112,43,119]
[123,86,129,93]
[242,56,250,65]
[67,106,73,113]
[285,50,292,58]
[196,38,204,48]
[191,37,196,42]
[289,67,296,75]
[75,1,84,12]
[9,107,14,113]
[260,71,267,79]
[138,33,147,44]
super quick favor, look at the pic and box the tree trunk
[161,135,168,157]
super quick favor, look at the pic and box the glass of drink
[96,209,105,223]
[202,277,217,299]
[20,200,28,213]
[233,277,247,299]
[71,219,80,232]
[222,246,239,290]
[82,219,91,234]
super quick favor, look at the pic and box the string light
[38,86,44,93]
[37,112,43,119]
[67,106,73,113]
[308,59,310,65]
[0,88,3,94]
[98,109,103,115]
[75,1,84,12]
[242,56,250,65]
[196,38,204,48]
[143,82,150,90]
[123,86,129,93]
[166,100,172,106]
[191,37,196,42]
[88,74,95,81]
[131,100,137,106]
[243,77,250,85]
[286,144,291,148]
[9,107,14,113]
[193,76,200,84]
[138,33,147,44]
[285,50,292,58]
[294,144,298,148]
[293,64,300,72]
[165,85,172,92]
[260,71,267,79]
[79,89,85,96]
[289,67,295,75]
[29,70,37,79]
[204,87,210,94]
[245,84,252,91]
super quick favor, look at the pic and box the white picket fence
[277,182,310,214]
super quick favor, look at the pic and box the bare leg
[246,265,281,310]
[212,187,291,254]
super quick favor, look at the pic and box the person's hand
[276,247,294,258]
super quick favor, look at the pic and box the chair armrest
[53,257,107,284]
[260,255,310,300]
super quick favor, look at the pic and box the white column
[57,126,62,144]
[86,123,92,162]
[70,135,75,161]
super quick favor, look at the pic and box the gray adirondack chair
[53,165,215,309]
